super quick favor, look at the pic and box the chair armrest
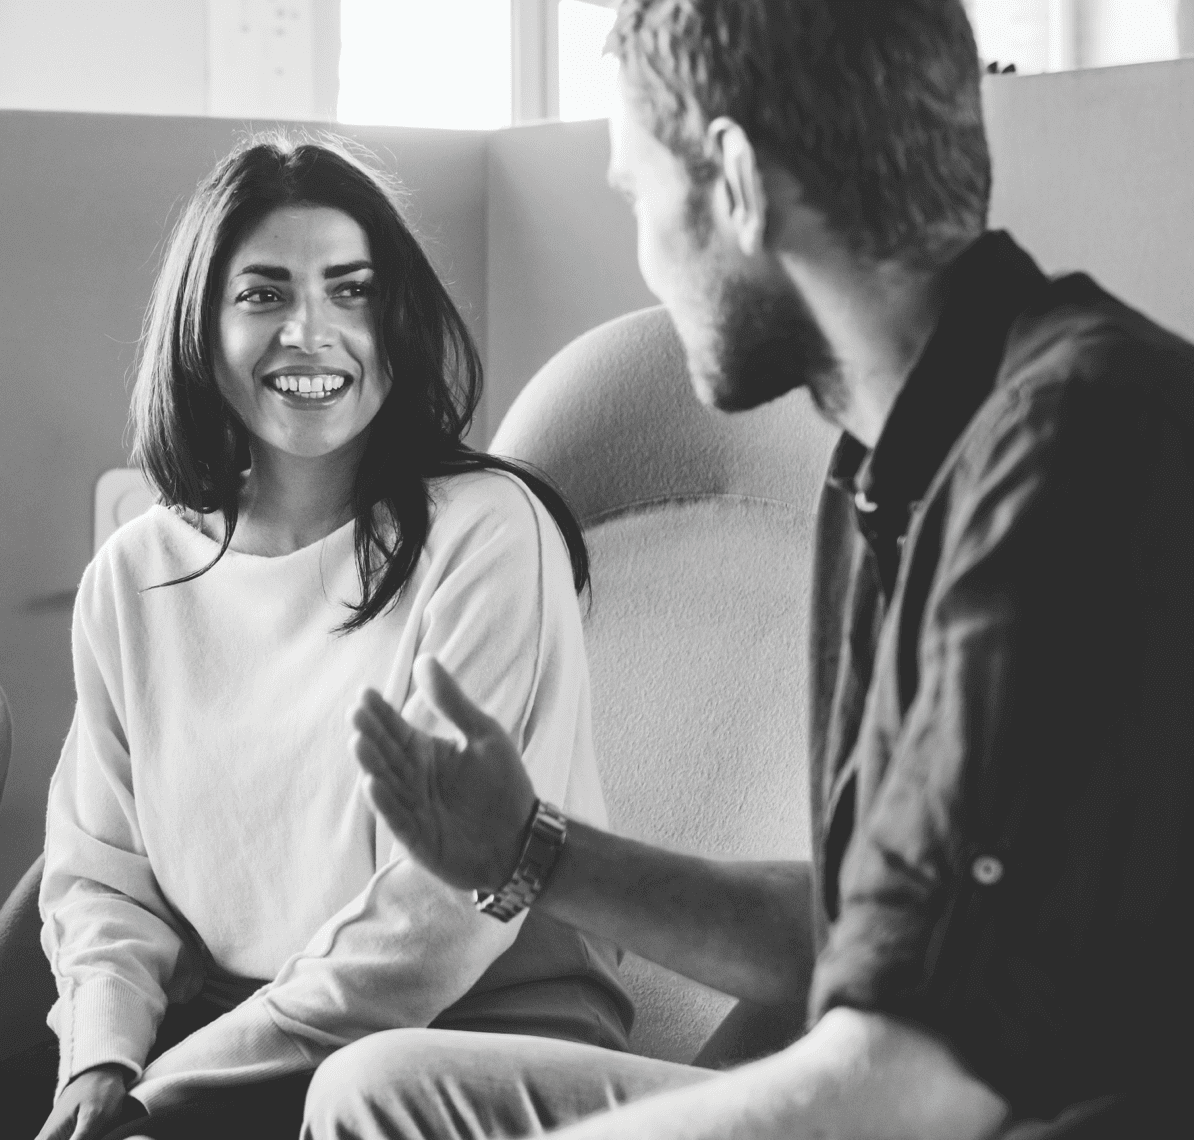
[0,854,56,1060]
[692,998,808,1070]
[0,682,12,804]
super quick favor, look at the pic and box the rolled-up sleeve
[809,368,1194,1117]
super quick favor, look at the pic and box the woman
[23,137,631,1140]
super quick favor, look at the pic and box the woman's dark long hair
[131,134,588,630]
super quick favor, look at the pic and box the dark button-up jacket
[805,232,1194,1123]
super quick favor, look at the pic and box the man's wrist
[497,798,540,888]
[475,799,568,921]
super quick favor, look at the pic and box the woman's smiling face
[213,204,390,461]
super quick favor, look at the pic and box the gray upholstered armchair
[0,305,837,1069]
[491,305,836,1063]
[0,682,11,805]
[1,686,56,1061]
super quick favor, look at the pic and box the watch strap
[474,799,567,922]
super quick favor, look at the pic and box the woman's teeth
[270,374,348,398]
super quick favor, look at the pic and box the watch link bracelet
[474,798,568,922]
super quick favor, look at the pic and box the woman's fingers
[71,1109,103,1140]
[414,657,501,741]
[35,1103,76,1140]
[35,1118,66,1140]
[73,1099,122,1140]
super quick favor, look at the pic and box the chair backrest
[0,682,12,806]
[492,306,837,1062]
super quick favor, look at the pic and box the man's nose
[279,296,335,353]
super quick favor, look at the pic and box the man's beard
[683,267,845,419]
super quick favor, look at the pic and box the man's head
[605,0,990,413]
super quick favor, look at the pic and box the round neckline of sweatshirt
[149,503,357,564]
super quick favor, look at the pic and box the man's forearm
[535,821,813,1006]
[549,1007,1010,1140]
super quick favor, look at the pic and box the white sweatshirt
[40,469,621,1112]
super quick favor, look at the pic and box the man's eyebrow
[324,260,374,278]
[235,264,290,281]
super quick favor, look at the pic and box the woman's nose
[279,297,335,353]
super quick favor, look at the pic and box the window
[966,0,1192,75]
[558,0,618,122]
[338,0,512,129]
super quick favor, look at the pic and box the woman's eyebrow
[324,260,374,278]
[235,263,289,280]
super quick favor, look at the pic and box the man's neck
[779,249,950,448]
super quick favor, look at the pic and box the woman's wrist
[71,1062,134,1087]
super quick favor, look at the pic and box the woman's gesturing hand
[34,1064,130,1140]
[350,656,538,894]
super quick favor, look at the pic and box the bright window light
[558,0,619,122]
[965,0,1181,75]
[1082,0,1179,68]
[338,0,512,129]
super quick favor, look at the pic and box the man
[305,2,1193,1137]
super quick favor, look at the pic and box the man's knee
[301,1029,675,1140]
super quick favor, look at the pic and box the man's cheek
[636,223,694,313]
[635,223,667,302]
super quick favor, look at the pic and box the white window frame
[512,0,616,123]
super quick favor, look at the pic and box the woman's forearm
[133,857,518,1111]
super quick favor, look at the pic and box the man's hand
[350,656,537,893]
[35,1063,130,1140]
[353,659,814,1008]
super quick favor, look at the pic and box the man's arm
[538,824,812,1006]
[350,659,813,1006]
[548,1007,1009,1140]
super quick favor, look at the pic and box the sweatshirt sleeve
[131,473,595,1111]
[40,557,203,1098]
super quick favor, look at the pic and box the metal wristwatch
[474,799,567,922]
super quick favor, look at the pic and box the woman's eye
[235,287,282,304]
[335,280,375,300]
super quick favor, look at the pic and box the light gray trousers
[300,1029,713,1140]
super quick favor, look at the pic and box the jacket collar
[827,230,1051,523]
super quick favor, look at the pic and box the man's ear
[707,116,768,256]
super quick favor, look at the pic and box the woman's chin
[260,427,362,463]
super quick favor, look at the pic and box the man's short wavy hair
[607,0,991,268]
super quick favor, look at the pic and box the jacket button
[971,855,1004,886]
[854,489,879,514]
